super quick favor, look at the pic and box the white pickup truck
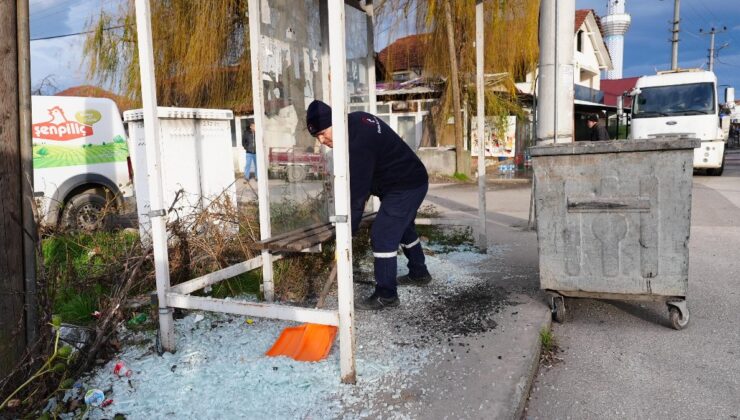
[629,69,728,175]
[32,95,134,229]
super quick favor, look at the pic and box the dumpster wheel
[667,301,689,330]
[550,294,566,323]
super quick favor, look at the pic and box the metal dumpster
[530,137,700,330]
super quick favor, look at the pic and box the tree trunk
[0,0,27,379]
[443,1,466,176]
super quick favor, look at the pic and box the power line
[30,25,124,42]
[716,58,740,68]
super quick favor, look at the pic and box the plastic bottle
[113,361,132,378]
[84,389,105,406]
[127,313,147,327]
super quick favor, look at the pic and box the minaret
[602,0,631,79]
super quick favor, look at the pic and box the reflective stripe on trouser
[371,183,429,297]
[400,238,429,279]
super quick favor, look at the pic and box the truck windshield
[633,82,715,118]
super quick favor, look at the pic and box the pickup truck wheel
[286,165,307,183]
[61,192,109,231]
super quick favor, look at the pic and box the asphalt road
[525,151,740,419]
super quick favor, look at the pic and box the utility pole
[536,0,575,144]
[1,0,28,379]
[670,0,680,70]
[700,26,727,72]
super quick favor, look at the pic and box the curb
[514,306,552,420]
[486,178,532,185]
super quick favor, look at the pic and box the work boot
[355,292,400,311]
[397,273,433,286]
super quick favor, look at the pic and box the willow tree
[376,0,540,174]
[84,0,252,111]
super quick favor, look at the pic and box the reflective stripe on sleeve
[373,251,398,258]
[400,238,420,249]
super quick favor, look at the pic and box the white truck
[630,69,728,175]
[32,95,134,229]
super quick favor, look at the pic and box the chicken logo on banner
[33,106,95,141]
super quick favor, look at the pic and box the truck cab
[629,69,727,175]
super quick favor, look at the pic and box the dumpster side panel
[534,148,692,297]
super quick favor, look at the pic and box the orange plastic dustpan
[266,323,337,362]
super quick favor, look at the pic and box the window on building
[577,30,584,52]
[392,72,411,82]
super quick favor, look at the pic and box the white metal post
[536,0,575,144]
[365,1,376,116]
[364,1,381,212]
[327,0,356,384]
[134,0,175,352]
[319,2,331,102]
[247,0,275,302]
[475,0,487,251]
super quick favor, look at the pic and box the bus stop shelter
[133,0,488,384]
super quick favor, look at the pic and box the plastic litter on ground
[60,244,511,419]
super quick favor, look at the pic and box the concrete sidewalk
[368,182,550,419]
[232,178,549,419]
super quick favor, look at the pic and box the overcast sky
[29,0,740,97]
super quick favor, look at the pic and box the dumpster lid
[123,107,234,122]
[529,137,701,157]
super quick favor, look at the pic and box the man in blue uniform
[306,100,432,310]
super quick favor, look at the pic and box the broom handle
[316,262,338,309]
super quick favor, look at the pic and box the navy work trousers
[371,183,430,298]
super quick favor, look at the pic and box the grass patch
[204,271,262,299]
[539,328,555,351]
[54,287,101,325]
[453,172,471,182]
[43,230,139,280]
[417,225,474,252]
[539,327,562,367]
[42,230,140,326]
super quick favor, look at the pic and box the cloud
[31,35,87,90]
[30,0,124,90]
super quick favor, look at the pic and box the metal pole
[475,0,487,252]
[364,1,381,213]
[553,0,558,144]
[327,0,356,384]
[247,0,275,302]
[536,0,575,144]
[17,0,38,345]
[365,1,376,116]
[671,0,680,70]
[134,0,175,352]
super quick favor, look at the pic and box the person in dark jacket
[586,114,609,141]
[306,100,432,310]
[242,120,257,180]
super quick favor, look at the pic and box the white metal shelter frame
[133,0,487,385]
[134,0,378,384]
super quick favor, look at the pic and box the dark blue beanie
[306,100,332,136]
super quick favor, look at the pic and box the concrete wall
[418,147,457,175]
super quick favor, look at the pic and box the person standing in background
[586,114,609,141]
[242,121,257,180]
